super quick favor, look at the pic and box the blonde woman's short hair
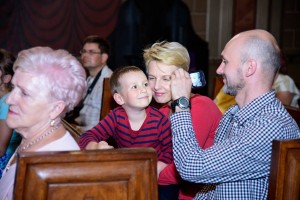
[143,41,190,72]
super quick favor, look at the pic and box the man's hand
[171,68,192,100]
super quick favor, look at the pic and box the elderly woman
[143,41,222,200]
[0,47,87,199]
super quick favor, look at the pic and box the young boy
[78,66,173,176]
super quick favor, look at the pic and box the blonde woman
[143,41,222,200]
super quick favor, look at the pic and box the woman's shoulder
[0,94,10,118]
[191,94,222,115]
[38,132,80,152]
[191,94,215,105]
[0,93,10,101]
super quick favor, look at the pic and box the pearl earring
[50,119,55,127]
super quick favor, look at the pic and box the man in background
[74,35,113,131]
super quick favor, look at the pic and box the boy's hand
[97,141,114,149]
[85,141,114,150]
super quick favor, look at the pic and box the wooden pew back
[14,148,158,200]
[100,77,118,120]
[268,139,300,200]
[284,105,300,127]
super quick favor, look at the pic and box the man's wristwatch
[171,96,191,111]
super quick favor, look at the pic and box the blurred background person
[0,49,21,179]
[66,36,113,132]
[273,51,300,107]
[0,47,87,199]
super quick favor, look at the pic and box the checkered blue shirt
[171,91,300,199]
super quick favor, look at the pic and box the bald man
[169,30,300,199]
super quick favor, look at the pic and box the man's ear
[245,59,257,77]
[50,100,66,119]
[3,75,12,84]
[101,53,109,63]
[113,93,124,106]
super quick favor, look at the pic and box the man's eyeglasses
[80,49,102,55]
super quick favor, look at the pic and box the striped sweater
[79,106,173,164]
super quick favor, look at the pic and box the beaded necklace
[4,123,61,173]
[19,124,61,152]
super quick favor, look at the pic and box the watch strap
[171,97,191,111]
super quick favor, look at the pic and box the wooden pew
[100,77,118,120]
[268,138,300,200]
[14,148,158,200]
[284,105,300,127]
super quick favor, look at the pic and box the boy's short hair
[110,66,143,94]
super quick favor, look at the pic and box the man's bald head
[228,30,280,81]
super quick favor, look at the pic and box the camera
[190,70,206,88]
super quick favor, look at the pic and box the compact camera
[190,70,206,88]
